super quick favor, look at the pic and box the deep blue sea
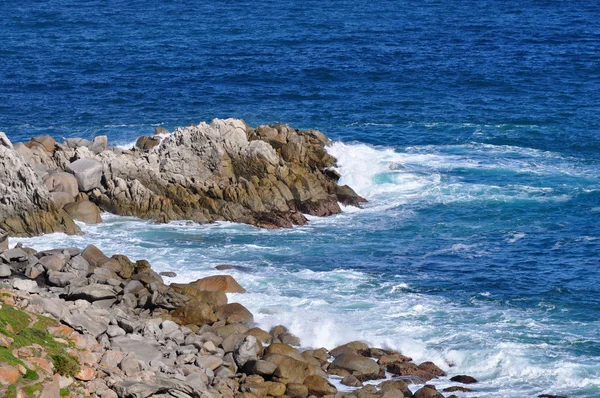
[3,1,600,396]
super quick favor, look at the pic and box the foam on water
[11,140,600,397]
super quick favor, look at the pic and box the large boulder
[43,171,79,198]
[66,158,103,192]
[303,375,337,396]
[216,303,254,325]
[64,201,102,224]
[329,353,380,380]
[172,300,217,326]
[263,353,313,384]
[192,275,246,293]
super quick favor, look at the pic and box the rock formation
[0,132,80,237]
[5,119,365,232]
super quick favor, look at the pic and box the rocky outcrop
[0,132,80,237]
[0,240,458,398]
[6,119,365,231]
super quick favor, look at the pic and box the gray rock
[64,255,89,278]
[159,271,177,277]
[64,312,109,338]
[47,270,75,287]
[24,262,45,279]
[110,335,163,365]
[67,283,117,301]
[234,335,259,367]
[195,355,223,371]
[1,248,28,262]
[120,356,141,376]
[13,278,38,292]
[39,253,66,271]
[0,228,8,251]
[0,264,11,277]
[123,280,144,295]
[66,158,103,192]
[106,325,126,338]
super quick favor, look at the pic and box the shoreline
[0,238,474,398]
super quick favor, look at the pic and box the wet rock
[443,386,472,393]
[449,374,477,384]
[330,353,380,380]
[413,385,443,398]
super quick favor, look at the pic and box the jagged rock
[234,335,259,367]
[192,275,246,293]
[64,200,102,224]
[66,158,103,192]
[27,135,56,152]
[0,133,80,237]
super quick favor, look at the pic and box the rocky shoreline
[0,238,476,398]
[0,119,366,237]
[0,122,479,398]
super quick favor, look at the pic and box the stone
[28,135,56,152]
[378,380,412,397]
[43,171,79,197]
[50,191,75,209]
[173,300,217,326]
[64,200,102,224]
[66,158,103,191]
[47,270,75,287]
[234,335,259,366]
[0,264,11,277]
[330,341,370,357]
[136,136,161,151]
[243,360,278,377]
[263,353,312,384]
[0,364,20,386]
[265,343,305,362]
[216,303,254,325]
[449,374,477,384]
[120,356,141,376]
[39,253,66,271]
[0,228,7,251]
[278,331,300,346]
[110,336,162,364]
[75,365,95,381]
[263,381,286,397]
[330,353,380,380]
[192,275,246,293]
[159,271,177,277]
[286,383,309,398]
[67,284,116,301]
[196,355,224,371]
[413,385,444,398]
[341,375,362,387]
[81,244,110,267]
[246,327,272,345]
[13,278,38,292]
[63,312,109,338]
[101,350,124,367]
[303,375,337,396]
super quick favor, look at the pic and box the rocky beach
[0,121,475,398]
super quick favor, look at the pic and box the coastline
[0,238,472,398]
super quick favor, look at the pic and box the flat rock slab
[63,312,109,338]
[110,336,162,365]
[67,284,116,301]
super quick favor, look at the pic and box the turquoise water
[3,1,600,396]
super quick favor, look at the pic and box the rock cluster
[4,119,365,234]
[0,239,477,398]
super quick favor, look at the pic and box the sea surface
[3,1,600,396]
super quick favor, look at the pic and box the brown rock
[44,171,79,198]
[216,302,254,324]
[303,375,337,396]
[330,341,369,357]
[81,244,110,267]
[286,383,309,398]
[330,353,380,380]
[263,353,312,384]
[449,374,477,384]
[27,135,56,152]
[192,274,246,293]
[378,353,412,366]
[263,381,286,397]
[135,136,161,151]
[378,380,412,397]
[413,385,443,398]
[170,283,228,309]
[264,343,305,362]
[172,300,217,326]
[64,200,102,224]
[246,327,272,344]
[341,374,362,387]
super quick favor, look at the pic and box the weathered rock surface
[0,132,80,237]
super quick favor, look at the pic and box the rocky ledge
[1,119,366,237]
[0,237,478,398]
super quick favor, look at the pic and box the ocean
[2,1,600,396]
